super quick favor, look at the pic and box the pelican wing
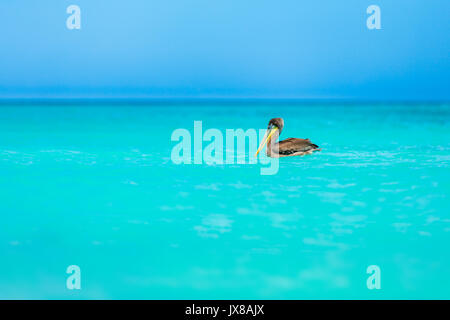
[277,138,319,155]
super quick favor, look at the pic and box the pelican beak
[254,126,278,157]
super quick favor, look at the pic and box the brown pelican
[254,118,321,158]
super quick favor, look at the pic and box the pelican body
[255,118,320,158]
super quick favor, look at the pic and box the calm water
[0,103,449,299]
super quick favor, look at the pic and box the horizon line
[0,97,448,106]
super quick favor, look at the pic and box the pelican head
[254,118,284,157]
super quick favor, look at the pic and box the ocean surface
[0,102,449,299]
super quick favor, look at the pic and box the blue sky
[0,1,448,100]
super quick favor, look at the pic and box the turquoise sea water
[0,103,449,299]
